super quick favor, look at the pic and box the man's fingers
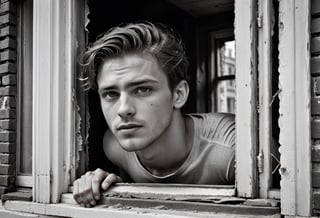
[92,169,109,200]
[101,173,121,190]
[78,175,87,206]
[72,169,122,207]
[73,179,82,204]
[83,172,96,206]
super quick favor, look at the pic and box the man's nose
[117,94,135,118]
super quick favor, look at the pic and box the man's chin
[119,141,147,152]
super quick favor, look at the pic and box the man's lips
[116,123,142,131]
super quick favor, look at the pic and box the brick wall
[312,0,320,215]
[0,0,17,196]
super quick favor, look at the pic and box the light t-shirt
[103,113,236,185]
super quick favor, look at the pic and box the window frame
[29,0,312,216]
[234,0,259,198]
[16,0,33,187]
[32,0,76,203]
[278,0,312,216]
[257,0,273,199]
[31,0,256,202]
[31,0,243,202]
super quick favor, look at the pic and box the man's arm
[73,130,123,207]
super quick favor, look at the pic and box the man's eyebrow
[126,78,159,88]
[99,78,159,92]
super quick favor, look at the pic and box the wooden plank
[278,0,312,216]
[3,200,280,218]
[258,0,272,198]
[32,0,77,203]
[62,193,279,217]
[234,0,258,199]
[32,0,52,203]
[107,183,234,197]
[69,183,235,200]
[101,197,279,216]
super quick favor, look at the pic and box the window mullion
[32,0,76,203]
[257,0,272,199]
[234,0,259,198]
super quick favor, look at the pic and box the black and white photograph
[0,0,317,217]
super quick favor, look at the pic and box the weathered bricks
[313,77,320,96]
[312,57,320,76]
[0,49,16,62]
[0,153,14,164]
[0,26,16,38]
[313,145,320,162]
[314,170,320,188]
[0,143,15,153]
[312,18,320,34]
[0,13,15,26]
[0,86,16,96]
[0,109,15,119]
[0,0,17,198]
[2,75,15,85]
[312,120,320,139]
[0,131,15,142]
[0,63,15,74]
[312,97,320,115]
[0,120,15,130]
[0,175,14,186]
[315,191,320,209]
[0,164,14,174]
[313,0,320,15]
[0,38,16,50]
[312,37,320,54]
[0,1,16,14]
[0,96,16,108]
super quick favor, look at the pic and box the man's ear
[173,80,189,109]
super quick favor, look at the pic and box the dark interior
[86,0,235,176]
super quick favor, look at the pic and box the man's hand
[73,168,122,207]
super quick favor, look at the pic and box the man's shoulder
[188,112,235,147]
[187,112,235,126]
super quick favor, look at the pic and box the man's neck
[136,112,194,177]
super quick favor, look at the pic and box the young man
[73,22,235,207]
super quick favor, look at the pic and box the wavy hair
[81,22,189,91]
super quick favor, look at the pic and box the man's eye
[102,91,119,100]
[135,87,152,96]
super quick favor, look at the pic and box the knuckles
[73,169,121,207]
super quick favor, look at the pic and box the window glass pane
[216,80,236,113]
[17,0,33,175]
[217,40,235,77]
[212,38,236,113]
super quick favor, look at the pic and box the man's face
[97,53,175,152]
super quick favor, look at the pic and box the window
[0,0,313,217]
[83,0,236,188]
[16,0,33,187]
[209,32,235,113]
